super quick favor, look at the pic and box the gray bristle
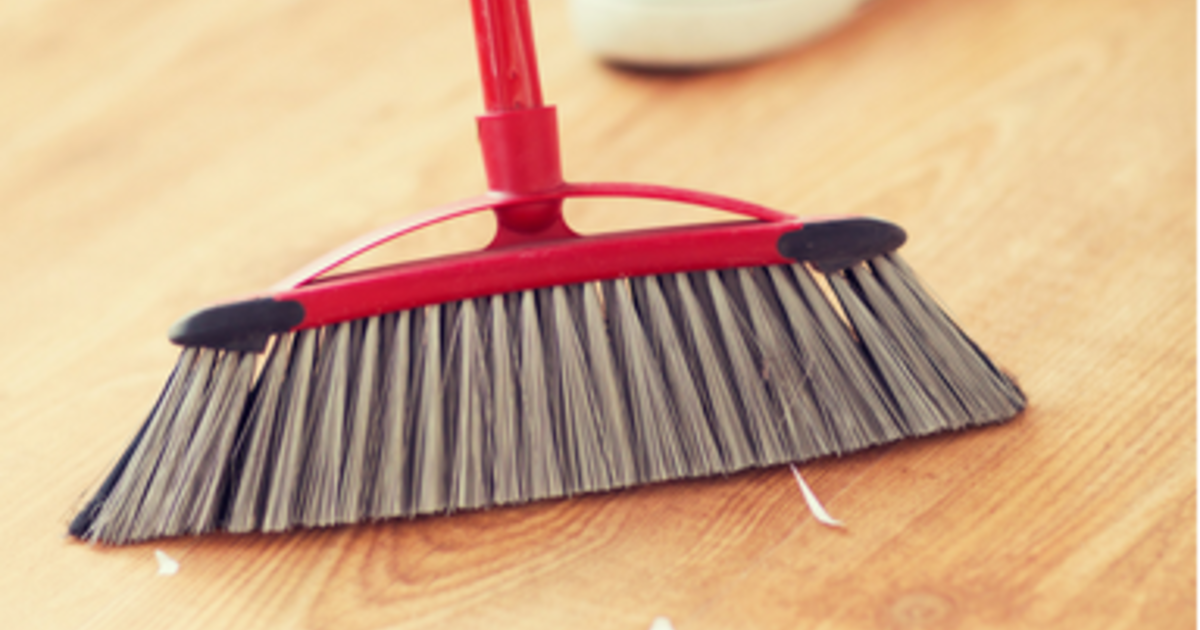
[73,256,1025,544]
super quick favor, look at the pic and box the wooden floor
[1,0,1193,628]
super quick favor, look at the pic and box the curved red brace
[268,181,804,331]
[274,180,797,292]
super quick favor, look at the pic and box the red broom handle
[470,0,544,112]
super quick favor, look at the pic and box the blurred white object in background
[569,0,871,69]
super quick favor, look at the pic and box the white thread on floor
[790,464,844,528]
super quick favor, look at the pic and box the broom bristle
[70,255,1025,544]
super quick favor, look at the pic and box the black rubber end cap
[776,218,907,272]
[168,298,305,352]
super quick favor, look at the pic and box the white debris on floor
[789,464,844,528]
[649,616,675,630]
[154,549,180,576]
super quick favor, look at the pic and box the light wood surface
[1,0,1193,628]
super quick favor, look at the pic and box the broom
[69,0,1025,545]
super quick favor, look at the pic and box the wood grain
[0,0,1193,628]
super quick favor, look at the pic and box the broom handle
[470,0,544,111]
